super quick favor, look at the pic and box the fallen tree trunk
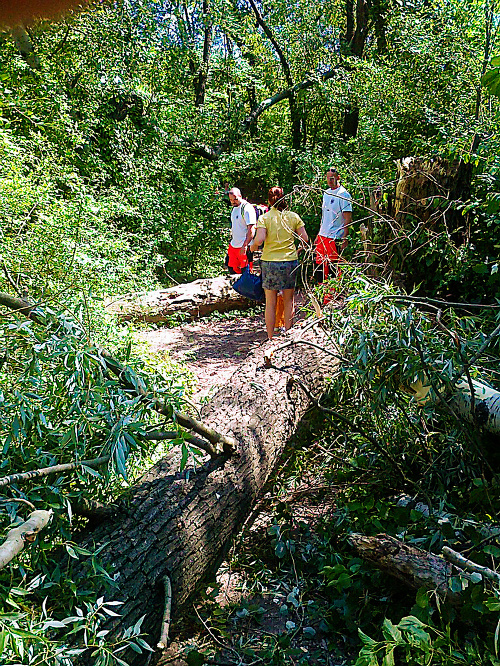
[105,276,254,323]
[70,321,334,663]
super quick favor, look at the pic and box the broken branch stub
[0,510,53,569]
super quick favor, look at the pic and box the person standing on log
[250,187,309,340]
[314,168,352,286]
[226,187,257,274]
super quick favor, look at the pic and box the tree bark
[104,275,254,322]
[70,322,334,663]
[193,0,212,108]
[348,533,461,603]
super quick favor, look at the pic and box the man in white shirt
[314,168,352,281]
[226,187,257,274]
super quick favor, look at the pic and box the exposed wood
[68,322,335,664]
[104,276,254,323]
[0,510,52,569]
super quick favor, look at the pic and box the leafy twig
[0,456,110,488]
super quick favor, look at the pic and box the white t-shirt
[230,200,257,248]
[319,186,352,239]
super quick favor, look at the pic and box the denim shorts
[261,260,299,291]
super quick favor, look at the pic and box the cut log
[104,276,255,323]
[70,321,334,663]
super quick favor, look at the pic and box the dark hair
[326,167,339,175]
[268,187,287,211]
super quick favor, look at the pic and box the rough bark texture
[390,156,471,238]
[71,322,334,663]
[104,276,253,323]
[348,533,460,603]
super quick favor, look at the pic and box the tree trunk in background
[194,0,212,108]
[349,0,369,57]
[104,276,254,322]
[11,24,41,70]
[71,322,334,664]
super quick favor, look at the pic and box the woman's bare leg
[264,289,278,340]
[282,288,295,331]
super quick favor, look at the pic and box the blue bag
[232,266,265,301]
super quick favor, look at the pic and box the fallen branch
[0,497,36,511]
[100,349,236,454]
[0,510,52,569]
[0,290,44,324]
[157,576,172,650]
[348,532,460,603]
[442,546,500,585]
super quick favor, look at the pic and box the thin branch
[0,293,236,458]
[1,261,24,297]
[382,294,500,310]
[442,545,500,584]
[437,309,476,422]
[0,456,110,488]
[173,68,339,160]
[157,576,172,649]
[283,373,417,489]
[0,498,36,511]
[100,349,237,454]
[142,429,217,458]
[463,321,500,371]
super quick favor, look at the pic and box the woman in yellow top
[250,187,309,340]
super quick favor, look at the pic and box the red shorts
[315,235,340,280]
[227,244,251,274]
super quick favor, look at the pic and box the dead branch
[442,546,500,585]
[142,429,217,458]
[157,576,173,650]
[349,532,460,603]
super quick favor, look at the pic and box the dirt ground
[138,312,268,402]
[138,294,309,403]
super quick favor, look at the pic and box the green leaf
[382,618,402,643]
[186,649,205,666]
[275,541,286,558]
[358,629,377,646]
